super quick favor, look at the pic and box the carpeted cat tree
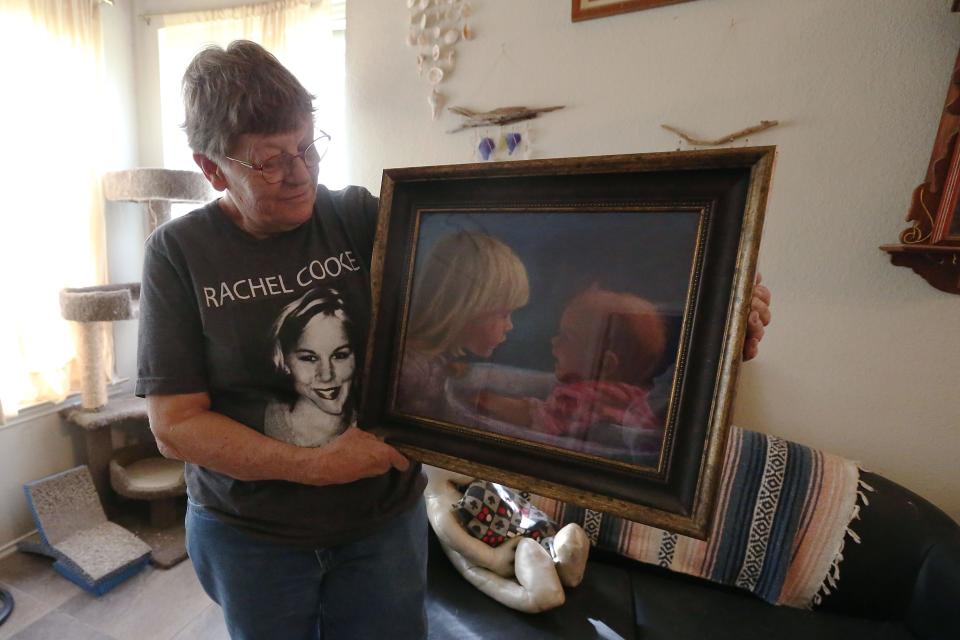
[38,169,213,571]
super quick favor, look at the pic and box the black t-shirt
[136,184,425,547]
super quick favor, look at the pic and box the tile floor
[0,551,228,640]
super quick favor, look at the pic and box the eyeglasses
[225,131,331,184]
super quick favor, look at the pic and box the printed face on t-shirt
[284,313,356,415]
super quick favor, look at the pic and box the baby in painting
[396,230,530,420]
[473,285,667,448]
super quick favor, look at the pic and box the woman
[266,286,360,447]
[139,41,422,640]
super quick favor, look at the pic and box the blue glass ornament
[505,132,522,155]
[478,137,496,161]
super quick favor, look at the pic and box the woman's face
[217,120,319,238]
[284,313,355,415]
[458,308,516,358]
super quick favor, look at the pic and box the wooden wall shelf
[880,243,960,294]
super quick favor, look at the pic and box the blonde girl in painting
[396,230,530,420]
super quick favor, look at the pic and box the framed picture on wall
[572,0,697,22]
[360,148,775,538]
[881,47,960,293]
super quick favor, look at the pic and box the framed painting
[360,148,775,538]
[572,0,696,22]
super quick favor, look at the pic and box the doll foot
[554,523,590,587]
[514,538,565,611]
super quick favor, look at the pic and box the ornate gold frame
[362,148,775,539]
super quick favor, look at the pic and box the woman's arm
[148,392,408,486]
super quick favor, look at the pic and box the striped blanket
[531,427,870,608]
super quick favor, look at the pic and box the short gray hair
[181,40,315,159]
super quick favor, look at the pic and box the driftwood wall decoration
[447,105,565,133]
[572,0,696,22]
[661,120,779,147]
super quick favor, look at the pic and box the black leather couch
[425,471,960,639]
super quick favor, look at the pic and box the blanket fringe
[811,470,874,606]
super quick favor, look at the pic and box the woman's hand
[301,426,410,485]
[743,272,772,361]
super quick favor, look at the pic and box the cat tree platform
[109,442,188,568]
[103,168,212,233]
[59,282,143,499]
[59,283,140,412]
[62,394,148,499]
[62,394,148,431]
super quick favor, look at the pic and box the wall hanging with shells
[405,0,475,120]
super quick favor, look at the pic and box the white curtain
[0,0,108,419]
[156,0,347,193]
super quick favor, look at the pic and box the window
[0,0,108,421]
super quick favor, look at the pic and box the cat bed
[110,443,185,501]
[23,466,151,596]
[109,443,187,565]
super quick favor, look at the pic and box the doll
[423,466,590,613]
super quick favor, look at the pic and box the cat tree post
[59,284,140,499]
[75,322,107,409]
[59,284,140,411]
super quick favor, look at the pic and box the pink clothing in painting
[528,380,659,439]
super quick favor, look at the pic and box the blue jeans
[186,498,428,640]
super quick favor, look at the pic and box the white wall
[0,0,141,548]
[348,0,960,521]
